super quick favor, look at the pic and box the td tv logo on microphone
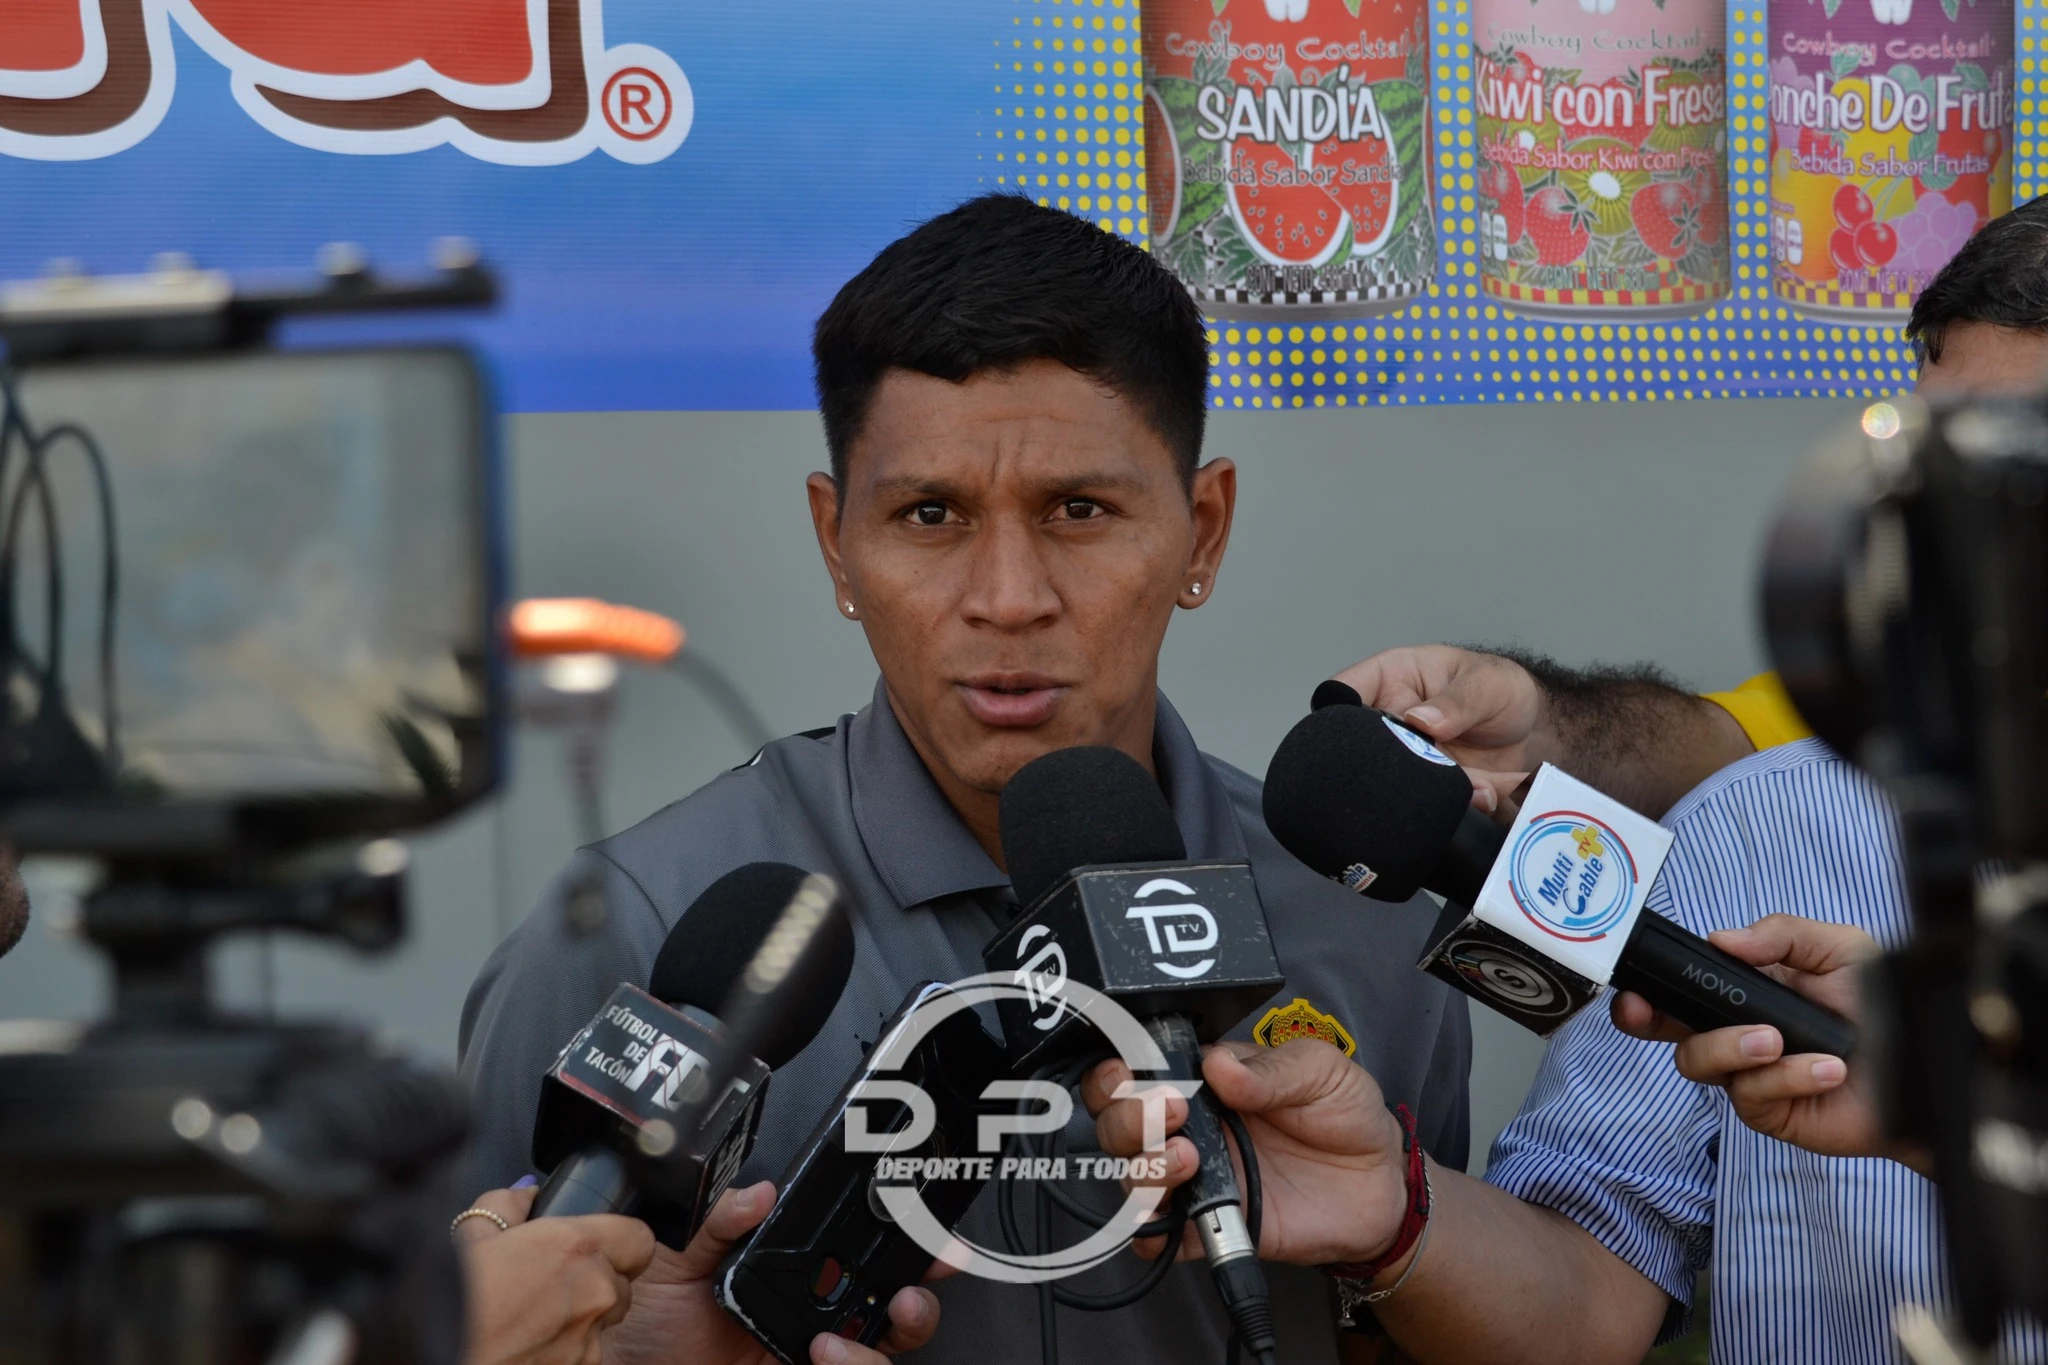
[1419,765,1674,1036]
[983,862,1283,1074]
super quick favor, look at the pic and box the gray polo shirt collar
[847,678,1249,912]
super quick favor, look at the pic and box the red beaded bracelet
[1321,1102,1431,1284]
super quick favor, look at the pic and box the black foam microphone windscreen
[999,745,1187,909]
[1309,678,1364,711]
[646,861,856,1067]
[1261,705,1474,903]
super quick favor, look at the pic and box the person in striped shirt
[1088,695,2046,1361]
[1083,203,2048,1361]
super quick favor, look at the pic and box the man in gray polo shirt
[458,195,1470,1365]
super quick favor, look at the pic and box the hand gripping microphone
[983,747,1285,1365]
[528,862,856,1247]
[1263,696,1858,1058]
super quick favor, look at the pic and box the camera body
[1763,394,2048,856]
[0,259,504,1364]
[1762,393,2048,1338]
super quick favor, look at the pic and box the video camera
[1762,392,2048,1351]
[0,250,503,1364]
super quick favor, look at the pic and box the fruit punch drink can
[1142,0,1433,317]
[1768,0,2012,322]
[1473,0,1730,317]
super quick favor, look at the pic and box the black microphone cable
[995,1051,1273,1365]
[0,367,122,775]
[1219,1104,1264,1365]
[996,1053,1188,1365]
[661,649,774,755]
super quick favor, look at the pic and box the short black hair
[1907,196,2048,364]
[812,194,1208,488]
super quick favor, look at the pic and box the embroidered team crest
[1252,997,1356,1057]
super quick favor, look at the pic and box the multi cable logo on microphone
[1483,773,1671,978]
[1507,812,1639,942]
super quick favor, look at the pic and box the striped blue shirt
[1484,739,2048,1363]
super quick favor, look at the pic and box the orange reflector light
[509,598,685,663]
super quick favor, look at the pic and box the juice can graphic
[1141,0,1433,317]
[1473,0,1731,318]
[1767,0,2012,322]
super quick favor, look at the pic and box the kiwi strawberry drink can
[1767,0,2012,323]
[1142,0,1433,317]
[1474,0,1730,317]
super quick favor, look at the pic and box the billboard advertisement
[0,0,2033,410]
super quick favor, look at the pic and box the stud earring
[843,602,857,616]
[1189,582,1203,597]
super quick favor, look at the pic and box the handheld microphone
[528,862,856,1247]
[984,746,1284,1365]
[1262,700,1858,1059]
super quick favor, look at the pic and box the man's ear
[1182,457,1236,607]
[806,471,852,610]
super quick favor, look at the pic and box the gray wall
[0,395,1866,1170]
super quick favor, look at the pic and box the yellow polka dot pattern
[983,0,2013,409]
[985,0,1147,243]
[2025,4,2045,204]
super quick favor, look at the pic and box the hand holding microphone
[1610,913,1924,1170]
[1083,1041,1415,1272]
[611,1180,941,1365]
[1321,646,1759,822]
[525,862,941,1365]
[528,863,854,1239]
[985,746,1288,1365]
[454,1180,655,1365]
[1262,699,1858,1061]
[1319,647,1547,816]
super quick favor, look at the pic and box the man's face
[1917,322,2048,398]
[809,360,1233,841]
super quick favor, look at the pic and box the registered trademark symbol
[603,66,672,141]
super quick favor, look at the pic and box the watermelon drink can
[1767,0,2012,323]
[1473,0,1731,317]
[1141,0,1433,317]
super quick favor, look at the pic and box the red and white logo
[0,0,692,164]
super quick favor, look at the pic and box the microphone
[984,747,1284,1365]
[1262,701,1858,1059]
[528,862,856,1246]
